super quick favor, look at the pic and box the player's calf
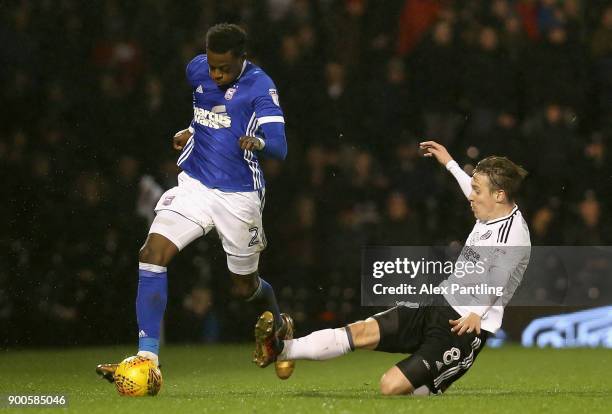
[229,271,260,299]
[232,268,283,333]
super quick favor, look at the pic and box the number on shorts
[443,347,461,365]
[248,227,259,247]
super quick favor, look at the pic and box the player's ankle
[137,350,159,367]
[272,335,284,355]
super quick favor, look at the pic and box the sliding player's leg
[380,305,488,396]
[264,306,428,394]
[278,305,424,362]
[277,317,380,361]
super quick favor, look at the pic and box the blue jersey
[178,55,285,192]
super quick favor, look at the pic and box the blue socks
[136,264,280,356]
[136,262,168,356]
[247,277,282,330]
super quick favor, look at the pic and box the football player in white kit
[254,140,530,395]
[97,23,295,382]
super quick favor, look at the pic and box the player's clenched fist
[239,136,264,151]
[420,140,453,166]
[173,128,193,151]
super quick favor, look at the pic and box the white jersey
[441,160,531,334]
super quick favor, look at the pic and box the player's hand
[420,140,453,166]
[239,136,264,151]
[173,128,193,151]
[449,312,481,336]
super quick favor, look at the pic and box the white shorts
[149,172,266,274]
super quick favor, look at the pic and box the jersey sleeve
[252,76,285,125]
[445,160,472,199]
[252,75,287,159]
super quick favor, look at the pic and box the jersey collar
[236,60,248,81]
[482,205,518,226]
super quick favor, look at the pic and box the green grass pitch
[0,345,610,413]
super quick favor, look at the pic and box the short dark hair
[473,156,528,202]
[206,23,247,56]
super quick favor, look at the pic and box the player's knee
[380,374,405,395]
[379,367,414,396]
[139,245,162,266]
[347,321,366,343]
[230,272,259,299]
[380,375,404,396]
[348,318,380,350]
[139,234,179,266]
[139,244,171,267]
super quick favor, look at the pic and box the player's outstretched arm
[420,140,453,165]
[420,140,472,199]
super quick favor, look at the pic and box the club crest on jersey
[480,230,492,240]
[269,89,280,106]
[225,87,236,100]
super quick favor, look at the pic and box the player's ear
[495,190,506,203]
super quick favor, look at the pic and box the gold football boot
[95,363,119,383]
[274,313,295,380]
[253,311,277,368]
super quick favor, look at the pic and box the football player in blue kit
[97,23,295,382]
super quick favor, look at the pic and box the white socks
[279,328,353,361]
[137,350,159,367]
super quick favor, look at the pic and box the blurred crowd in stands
[2,0,611,346]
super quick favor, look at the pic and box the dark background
[2,0,611,347]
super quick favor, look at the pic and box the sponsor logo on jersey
[435,360,444,370]
[462,245,481,263]
[422,360,431,370]
[196,85,204,93]
[162,196,175,206]
[225,87,236,100]
[138,330,147,338]
[269,89,280,106]
[480,230,492,240]
[193,106,231,129]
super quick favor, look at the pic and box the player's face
[207,50,245,87]
[469,173,502,221]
